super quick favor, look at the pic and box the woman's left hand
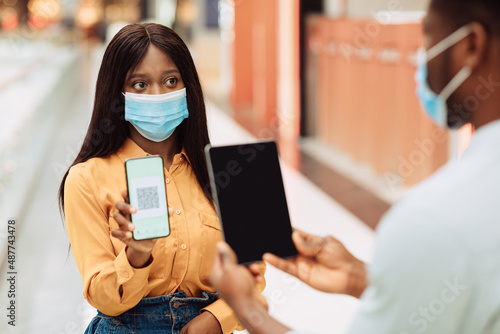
[179,311,222,334]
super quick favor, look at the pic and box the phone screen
[125,155,170,240]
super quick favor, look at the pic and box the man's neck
[473,104,500,130]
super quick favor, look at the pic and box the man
[209,0,500,333]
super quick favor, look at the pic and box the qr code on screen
[136,186,160,210]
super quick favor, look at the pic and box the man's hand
[210,242,265,309]
[210,242,290,334]
[263,230,367,298]
[180,311,222,334]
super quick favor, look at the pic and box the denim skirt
[84,290,219,333]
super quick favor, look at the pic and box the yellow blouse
[64,137,265,333]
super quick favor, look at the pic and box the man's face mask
[415,25,473,128]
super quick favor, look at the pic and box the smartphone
[124,155,170,240]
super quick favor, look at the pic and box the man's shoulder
[375,151,500,269]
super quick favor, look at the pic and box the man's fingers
[263,253,298,277]
[248,263,264,284]
[212,242,224,271]
[247,263,261,276]
[292,231,323,258]
[168,207,174,217]
[217,241,238,266]
[210,242,231,287]
[292,228,310,238]
[292,229,321,242]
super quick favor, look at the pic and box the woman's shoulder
[67,155,119,186]
[69,156,109,173]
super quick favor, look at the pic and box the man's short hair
[431,0,500,37]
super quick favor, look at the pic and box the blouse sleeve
[64,164,152,316]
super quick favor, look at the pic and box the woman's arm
[64,165,153,316]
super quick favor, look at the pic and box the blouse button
[175,209,181,215]
[180,244,187,250]
[166,178,170,184]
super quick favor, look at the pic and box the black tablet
[205,141,298,265]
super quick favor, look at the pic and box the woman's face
[123,44,185,95]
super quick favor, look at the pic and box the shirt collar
[115,137,191,165]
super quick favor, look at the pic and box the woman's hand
[180,311,222,334]
[263,230,367,298]
[111,188,157,268]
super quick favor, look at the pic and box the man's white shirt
[289,119,500,334]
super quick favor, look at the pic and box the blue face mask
[415,25,473,128]
[124,88,189,142]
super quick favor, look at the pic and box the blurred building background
[0,0,477,233]
[0,0,476,333]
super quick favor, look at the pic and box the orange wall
[276,0,301,142]
[305,17,450,187]
[231,0,254,107]
[232,0,294,134]
[252,0,278,129]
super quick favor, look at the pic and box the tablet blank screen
[206,141,298,265]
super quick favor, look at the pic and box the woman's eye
[165,78,178,86]
[132,82,146,90]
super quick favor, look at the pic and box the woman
[58,23,265,333]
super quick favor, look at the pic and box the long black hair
[58,23,211,217]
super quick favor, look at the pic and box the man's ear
[459,22,489,70]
